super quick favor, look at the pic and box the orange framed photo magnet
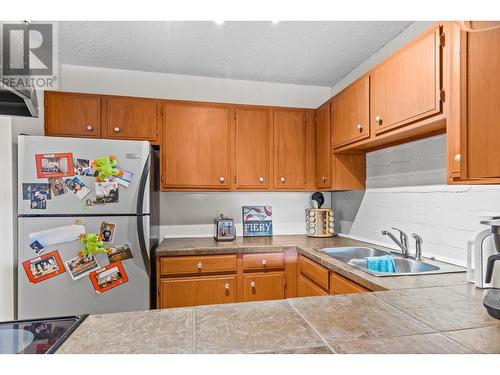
[35,153,74,178]
[89,262,129,293]
[23,250,66,284]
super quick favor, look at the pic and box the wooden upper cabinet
[44,91,100,138]
[105,97,159,142]
[234,107,272,189]
[162,102,232,189]
[273,108,308,189]
[462,27,500,179]
[370,26,442,135]
[331,76,370,148]
[315,102,331,188]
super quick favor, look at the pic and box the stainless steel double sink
[321,246,465,277]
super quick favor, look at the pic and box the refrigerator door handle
[137,153,151,276]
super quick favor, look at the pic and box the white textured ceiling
[58,21,412,87]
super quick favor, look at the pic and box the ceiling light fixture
[214,20,225,25]
[271,20,280,24]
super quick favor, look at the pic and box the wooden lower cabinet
[297,274,329,297]
[159,275,236,308]
[157,253,372,309]
[242,272,285,302]
[330,272,369,295]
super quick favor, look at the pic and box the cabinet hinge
[440,32,445,47]
[440,89,446,103]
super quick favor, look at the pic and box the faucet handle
[411,233,423,243]
[412,233,423,261]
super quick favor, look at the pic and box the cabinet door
[330,272,369,295]
[159,275,236,308]
[464,27,500,178]
[371,27,442,134]
[106,97,159,142]
[44,92,100,138]
[297,274,329,297]
[273,108,307,189]
[331,76,370,148]
[162,102,232,189]
[242,272,285,302]
[315,102,331,188]
[234,107,271,189]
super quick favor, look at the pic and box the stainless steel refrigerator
[17,135,159,319]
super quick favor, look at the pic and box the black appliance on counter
[0,315,87,354]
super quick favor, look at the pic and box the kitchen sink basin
[348,257,440,276]
[322,247,391,261]
[320,246,465,277]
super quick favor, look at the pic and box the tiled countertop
[57,235,500,354]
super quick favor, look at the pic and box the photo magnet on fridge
[89,262,128,293]
[22,183,51,200]
[22,250,65,284]
[48,177,67,197]
[35,153,74,178]
[64,253,101,281]
[114,166,134,187]
[64,176,91,200]
[95,181,119,204]
[28,239,45,255]
[74,158,97,177]
[30,188,49,210]
[107,244,133,263]
[99,221,116,242]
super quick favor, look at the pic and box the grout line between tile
[369,291,438,333]
[439,330,483,354]
[286,299,337,354]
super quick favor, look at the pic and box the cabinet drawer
[242,252,284,271]
[330,272,370,295]
[159,276,236,308]
[242,272,285,302]
[298,255,329,290]
[160,255,237,276]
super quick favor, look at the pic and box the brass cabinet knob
[322,176,327,182]
[280,177,285,183]
[356,124,363,132]
[250,281,256,288]
[454,154,461,162]
[259,176,264,183]
[219,176,225,183]
[197,262,203,269]
[85,125,93,131]
[375,116,382,124]
[224,283,230,290]
[262,259,267,266]
[114,127,120,132]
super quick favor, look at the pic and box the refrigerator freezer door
[18,216,150,319]
[18,136,150,215]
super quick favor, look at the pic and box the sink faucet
[412,233,423,261]
[381,227,409,258]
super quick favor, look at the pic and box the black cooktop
[0,314,88,354]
